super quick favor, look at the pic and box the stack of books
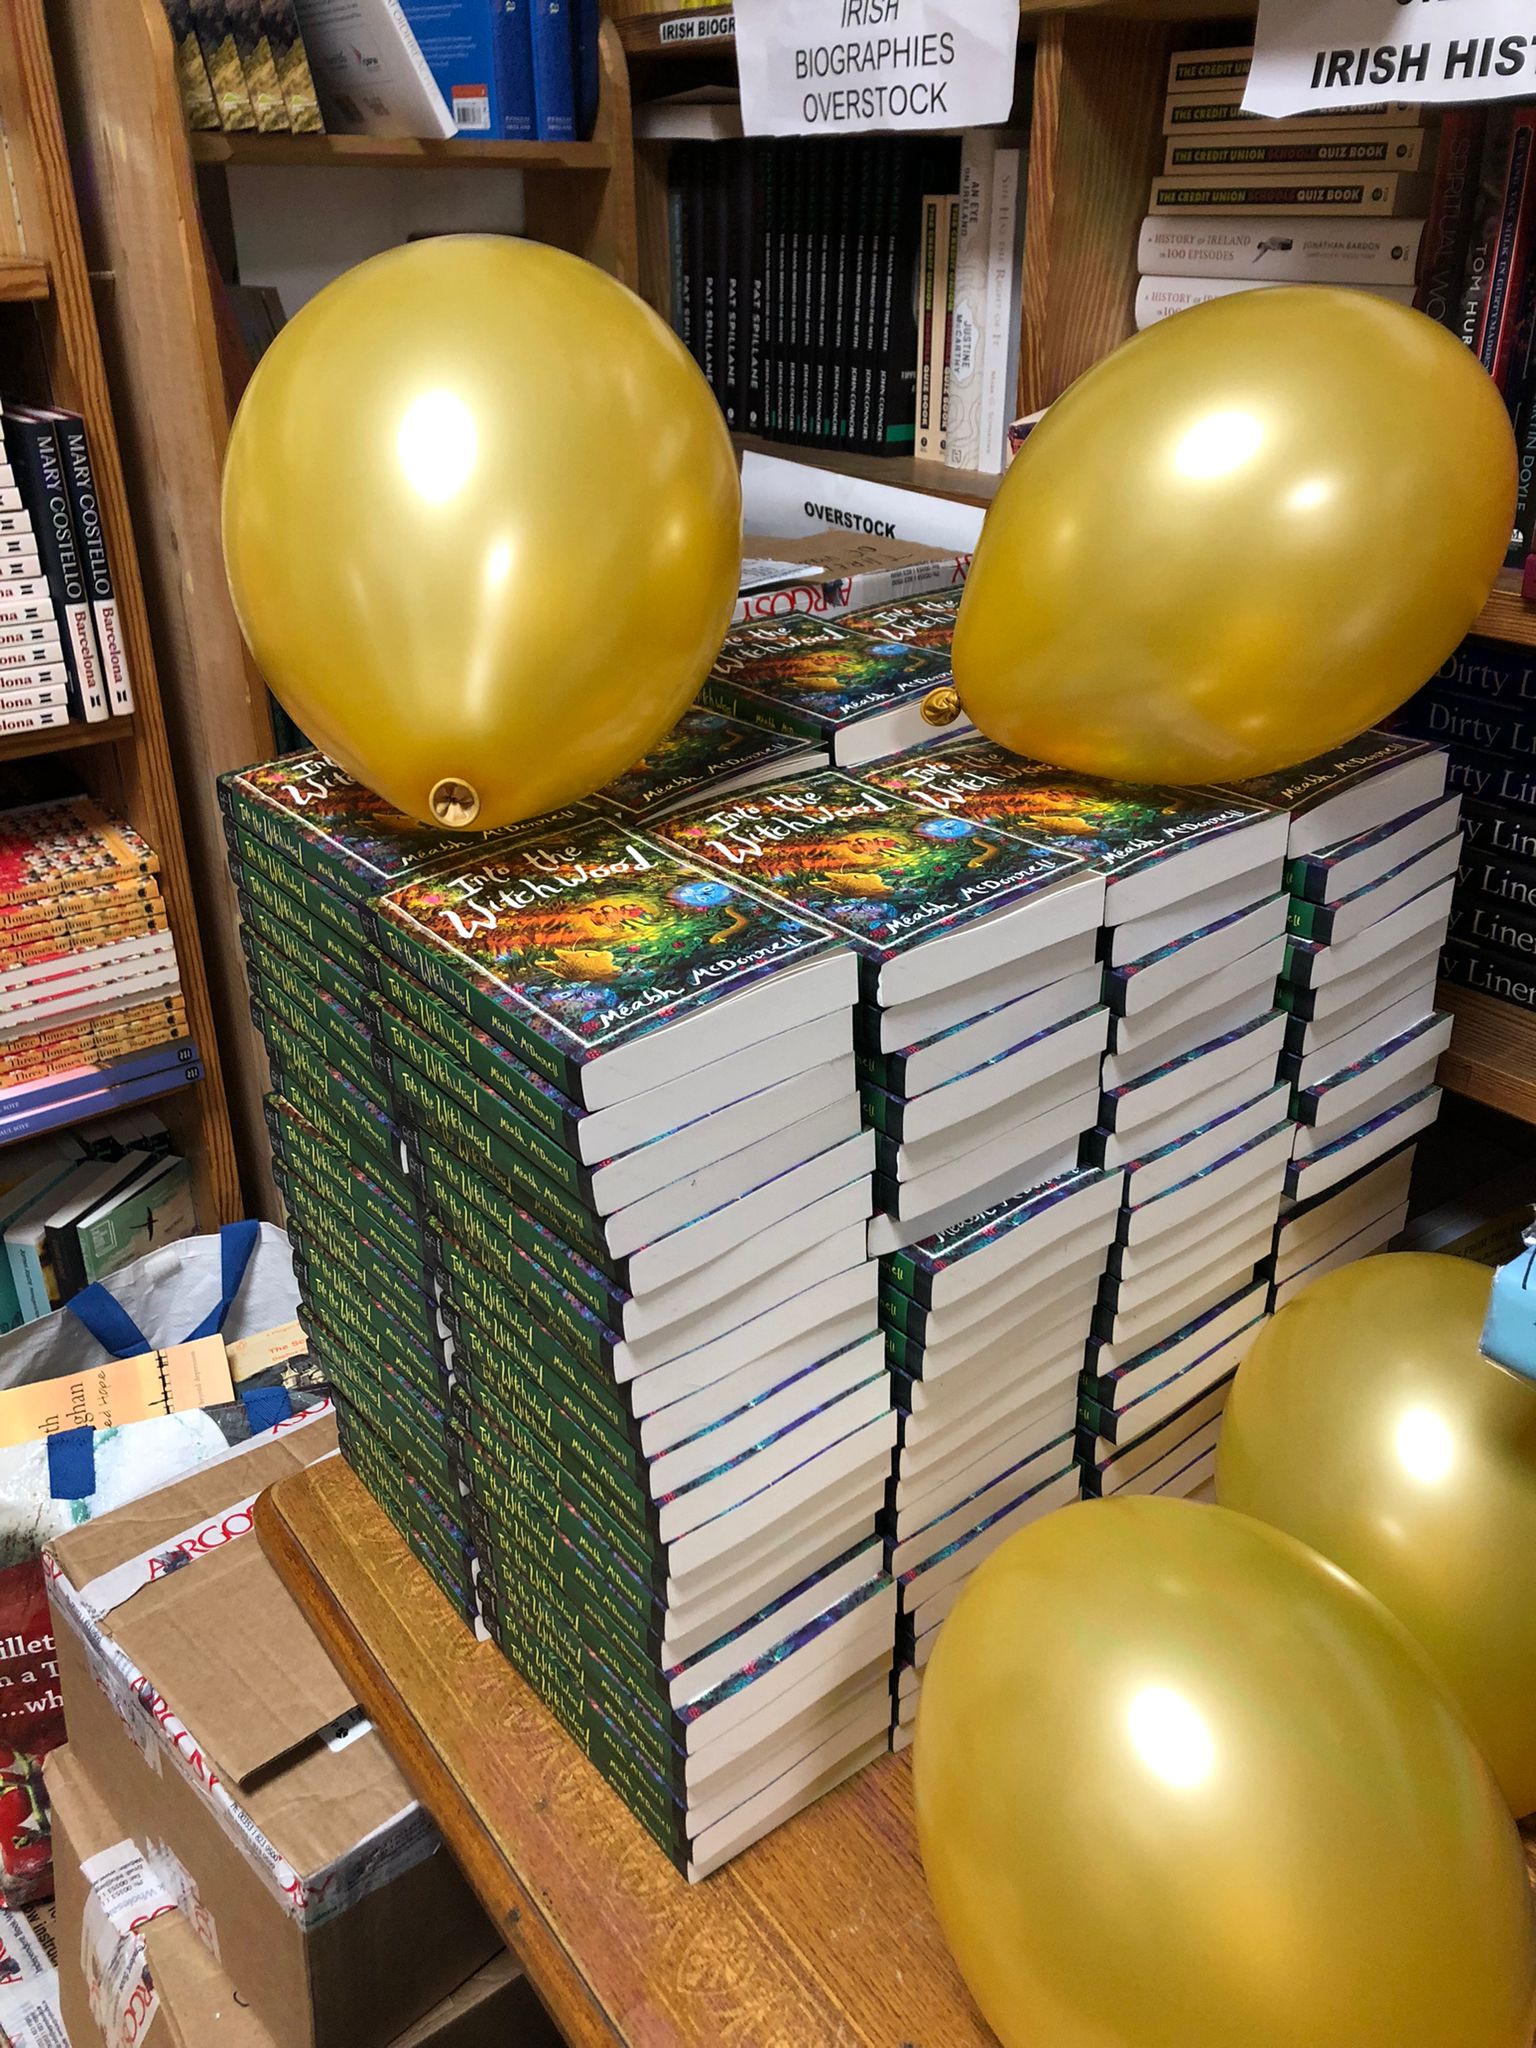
[165,0,599,144]
[0,798,197,1145]
[700,588,971,768]
[874,737,1291,1515]
[225,747,899,1883]
[1135,45,1425,328]
[1229,735,1458,1307]
[661,761,1109,1742]
[1394,638,1536,1016]
[0,408,133,731]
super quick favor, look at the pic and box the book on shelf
[1148,170,1431,219]
[289,0,456,137]
[0,410,107,727]
[945,132,1026,475]
[1164,131,1430,175]
[191,0,259,130]
[733,532,969,626]
[164,0,220,128]
[227,0,289,131]
[1163,93,1421,139]
[914,192,957,465]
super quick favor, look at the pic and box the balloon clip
[920,686,963,729]
[1479,1215,1536,1384]
[429,778,481,829]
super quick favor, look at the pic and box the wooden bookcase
[618,0,1536,1126]
[0,0,239,1223]
[43,0,641,1213]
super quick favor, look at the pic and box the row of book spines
[670,138,929,456]
[0,408,133,723]
[330,1400,478,1625]
[168,0,323,135]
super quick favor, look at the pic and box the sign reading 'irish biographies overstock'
[1246,0,1536,117]
[735,0,1017,138]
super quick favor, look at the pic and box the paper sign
[0,1337,234,1450]
[735,0,1017,137]
[658,8,734,45]
[741,449,987,551]
[1246,0,1536,117]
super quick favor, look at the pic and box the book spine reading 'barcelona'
[3,412,107,723]
[51,413,134,717]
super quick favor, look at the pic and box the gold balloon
[915,1498,1536,2048]
[1218,1252,1536,1817]
[223,236,740,828]
[954,288,1517,784]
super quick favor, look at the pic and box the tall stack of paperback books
[868,741,1292,1533]
[0,798,196,1146]
[1393,638,1536,1017]
[658,765,1109,1752]
[700,589,972,767]
[0,407,134,730]
[1224,735,1458,1308]
[225,746,898,1882]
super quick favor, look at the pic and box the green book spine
[369,917,577,1098]
[266,1099,418,1242]
[695,676,824,745]
[424,1174,629,1336]
[445,1293,632,1454]
[432,1226,617,1385]
[455,1363,654,1547]
[461,1421,658,1597]
[232,856,368,982]
[375,961,583,1156]
[405,1123,621,1287]
[240,903,372,1018]
[317,1336,457,1502]
[881,1248,931,1309]
[299,1268,445,1402]
[274,1167,438,1350]
[249,962,379,1104]
[224,819,370,961]
[387,1045,598,1221]
[468,1498,663,1696]
[454,1319,639,1486]
[877,1279,921,1339]
[258,1011,399,1168]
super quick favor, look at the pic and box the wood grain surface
[1438,981,1536,1126]
[256,1456,996,2048]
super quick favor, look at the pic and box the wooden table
[256,1456,993,2048]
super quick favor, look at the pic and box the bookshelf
[0,0,238,1219]
[43,0,642,1214]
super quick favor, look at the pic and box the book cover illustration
[702,615,955,734]
[1214,730,1433,814]
[863,737,1265,875]
[0,800,158,908]
[843,590,964,650]
[592,708,816,822]
[375,817,842,1060]
[223,750,546,901]
[656,772,1084,970]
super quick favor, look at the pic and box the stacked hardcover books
[1394,638,1536,1018]
[225,745,899,1882]
[700,588,971,768]
[875,738,1291,1522]
[0,798,197,1147]
[1233,734,1458,1308]
[1135,45,1425,329]
[0,408,134,731]
[660,759,1109,1749]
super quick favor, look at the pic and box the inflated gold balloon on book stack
[222,236,740,830]
[945,288,1517,784]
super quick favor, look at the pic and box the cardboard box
[49,1746,560,2048]
[45,1406,497,2048]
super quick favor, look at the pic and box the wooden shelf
[617,7,736,57]
[1474,571,1536,649]
[0,714,134,762]
[733,433,1006,509]
[0,256,48,301]
[1437,981,1536,1124]
[189,130,613,172]
[0,1065,201,1150]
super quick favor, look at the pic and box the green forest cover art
[863,737,1264,876]
[701,612,954,731]
[657,770,1080,966]
[373,817,839,1059]
[591,708,812,822]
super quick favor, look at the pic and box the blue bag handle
[64,1220,262,1360]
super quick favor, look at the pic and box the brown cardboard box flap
[50,1407,338,1592]
[108,1541,355,1784]
[743,530,966,573]
[49,1744,274,2048]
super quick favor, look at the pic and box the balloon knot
[920,686,963,729]
[430,778,481,828]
